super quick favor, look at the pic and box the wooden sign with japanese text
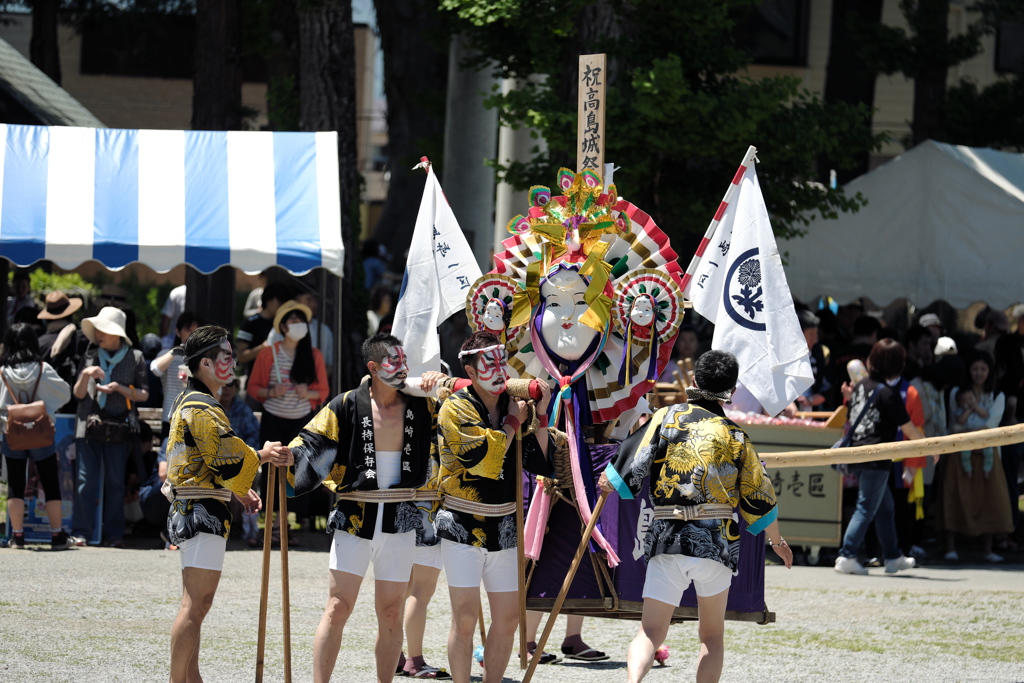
[577,54,606,176]
[742,422,843,546]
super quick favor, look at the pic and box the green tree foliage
[442,0,884,242]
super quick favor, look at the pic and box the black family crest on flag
[723,247,766,331]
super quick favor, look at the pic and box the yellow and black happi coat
[437,386,553,552]
[166,380,262,545]
[604,402,778,572]
[287,379,438,540]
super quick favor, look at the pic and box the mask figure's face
[630,296,655,328]
[213,340,236,382]
[540,269,598,361]
[483,299,506,333]
[376,345,408,388]
[474,347,508,396]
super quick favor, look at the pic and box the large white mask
[540,268,599,361]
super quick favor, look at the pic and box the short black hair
[261,281,292,308]
[460,331,502,370]
[853,315,882,338]
[183,325,230,374]
[693,350,739,393]
[796,308,820,331]
[905,324,930,348]
[176,310,205,332]
[362,332,403,366]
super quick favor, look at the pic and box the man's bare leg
[626,597,676,683]
[446,586,480,683]
[169,567,221,683]
[404,564,441,660]
[312,569,364,683]
[695,589,729,683]
[375,578,409,682]
[481,591,518,683]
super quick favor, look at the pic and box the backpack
[2,364,56,451]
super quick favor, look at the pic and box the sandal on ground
[561,647,609,662]
[520,647,561,665]
[404,663,451,679]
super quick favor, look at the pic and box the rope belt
[651,503,734,522]
[164,484,233,503]
[335,488,419,504]
[443,496,516,517]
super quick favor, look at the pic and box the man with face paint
[436,330,555,683]
[287,332,445,683]
[165,325,293,683]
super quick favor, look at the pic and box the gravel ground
[1,533,1023,683]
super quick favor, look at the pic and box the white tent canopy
[0,124,344,277]
[782,141,1024,309]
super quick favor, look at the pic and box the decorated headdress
[465,168,685,424]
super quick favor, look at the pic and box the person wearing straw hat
[598,350,792,683]
[164,325,293,683]
[37,290,88,413]
[69,306,149,547]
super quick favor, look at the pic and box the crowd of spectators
[1,262,1021,564]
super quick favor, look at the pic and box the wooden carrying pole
[761,423,1024,468]
[255,464,277,682]
[279,470,292,683]
[522,490,610,683]
[516,427,528,669]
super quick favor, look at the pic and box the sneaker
[50,531,74,551]
[9,533,26,550]
[884,555,916,574]
[983,552,1004,564]
[909,544,928,560]
[944,551,959,562]
[834,556,868,575]
[69,535,88,547]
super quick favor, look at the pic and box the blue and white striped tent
[0,124,344,276]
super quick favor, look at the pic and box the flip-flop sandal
[533,652,562,665]
[562,648,609,662]
[406,664,451,679]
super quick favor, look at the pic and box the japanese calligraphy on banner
[577,53,606,175]
[742,422,843,546]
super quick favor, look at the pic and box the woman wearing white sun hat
[69,306,149,547]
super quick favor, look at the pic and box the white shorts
[413,543,443,569]
[441,539,517,593]
[179,533,227,572]
[642,553,732,603]
[329,529,416,583]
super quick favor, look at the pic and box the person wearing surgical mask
[246,299,329,545]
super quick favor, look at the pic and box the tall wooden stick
[522,490,610,683]
[255,464,277,683]
[278,469,292,683]
[515,427,527,670]
[761,423,1024,467]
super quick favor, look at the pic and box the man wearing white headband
[166,325,293,683]
[437,330,554,683]
[286,332,445,683]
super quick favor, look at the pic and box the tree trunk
[819,0,884,182]
[372,0,448,259]
[299,0,363,390]
[910,0,950,146]
[188,0,242,331]
[266,0,300,131]
[30,0,61,85]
